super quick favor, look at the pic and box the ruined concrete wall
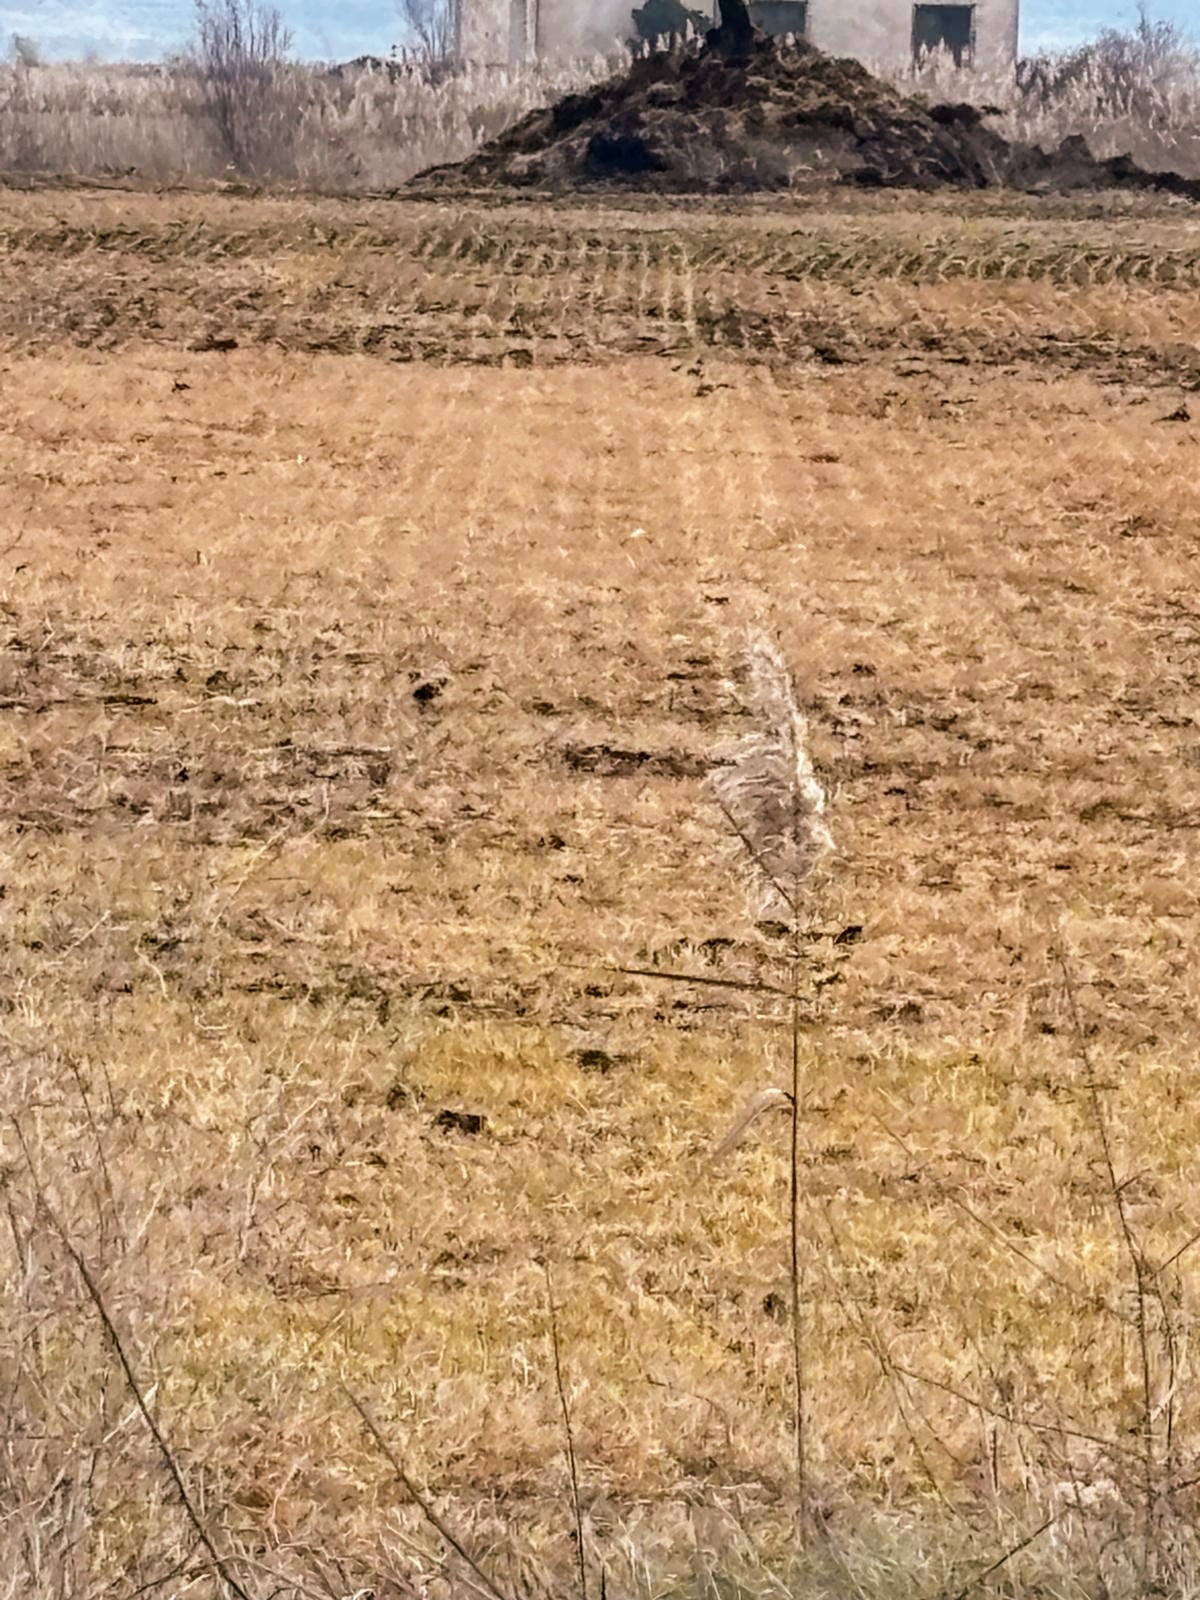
[806,0,1019,72]
[535,0,638,55]
[458,0,629,61]
[458,0,540,63]
[457,0,507,63]
[707,0,1019,71]
[462,0,1019,71]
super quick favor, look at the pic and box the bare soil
[2,187,1199,385]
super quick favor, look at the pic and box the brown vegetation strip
[1,192,1199,383]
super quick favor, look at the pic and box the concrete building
[456,0,530,64]
[455,0,1020,73]
[770,1,1020,72]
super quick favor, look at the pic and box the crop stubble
[2,181,1200,1588]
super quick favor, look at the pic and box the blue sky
[2,0,1196,64]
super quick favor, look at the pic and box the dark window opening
[912,3,974,64]
[749,1,808,37]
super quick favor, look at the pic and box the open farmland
[2,179,1200,1597]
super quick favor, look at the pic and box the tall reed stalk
[709,634,832,1524]
[624,631,834,1526]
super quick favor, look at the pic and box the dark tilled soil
[418,34,1200,198]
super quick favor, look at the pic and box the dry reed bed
[2,189,1200,1594]
[1,40,1199,188]
[0,55,621,188]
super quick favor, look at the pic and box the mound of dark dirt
[418,32,1200,198]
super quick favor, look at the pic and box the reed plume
[709,632,832,915]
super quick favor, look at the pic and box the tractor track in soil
[1,193,1198,385]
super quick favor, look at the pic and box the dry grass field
[3,179,1200,1597]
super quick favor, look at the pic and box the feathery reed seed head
[710,632,832,915]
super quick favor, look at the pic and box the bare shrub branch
[183,0,294,174]
[400,0,458,72]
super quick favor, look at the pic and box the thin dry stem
[544,1262,588,1600]
[710,630,834,1525]
[344,1386,515,1600]
[789,962,807,1529]
[944,1512,1061,1600]
[10,1116,251,1600]
[1058,951,1158,1568]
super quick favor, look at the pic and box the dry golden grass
[3,183,1200,1596]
